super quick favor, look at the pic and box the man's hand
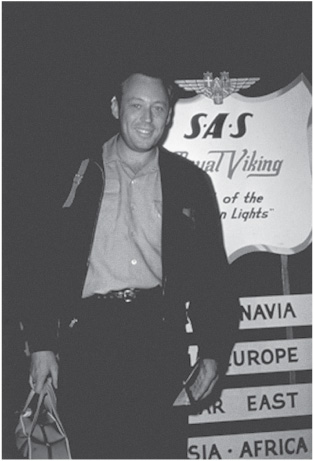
[188,358,219,402]
[30,351,59,394]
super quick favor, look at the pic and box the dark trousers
[58,293,189,459]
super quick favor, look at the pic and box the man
[27,70,239,458]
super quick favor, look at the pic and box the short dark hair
[114,68,176,109]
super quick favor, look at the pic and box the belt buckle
[123,288,136,303]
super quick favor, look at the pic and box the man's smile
[136,127,154,137]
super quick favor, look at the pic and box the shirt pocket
[105,178,120,194]
[143,200,162,247]
[101,179,120,232]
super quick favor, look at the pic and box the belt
[92,286,162,303]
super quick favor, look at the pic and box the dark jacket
[26,144,239,369]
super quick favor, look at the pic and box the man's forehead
[122,73,168,99]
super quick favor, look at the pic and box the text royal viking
[176,149,283,180]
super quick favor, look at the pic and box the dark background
[3,2,312,458]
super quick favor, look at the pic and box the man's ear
[166,107,173,126]
[111,96,119,119]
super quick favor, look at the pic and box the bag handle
[44,381,57,411]
[41,382,72,458]
[20,389,36,416]
[63,158,90,208]
[43,382,67,434]
[25,381,56,435]
[28,386,49,436]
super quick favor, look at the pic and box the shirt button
[131,179,136,185]
[131,259,137,265]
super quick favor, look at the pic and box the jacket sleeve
[24,158,92,353]
[23,204,63,354]
[187,169,240,372]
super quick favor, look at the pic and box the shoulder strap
[62,158,90,208]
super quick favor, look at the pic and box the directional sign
[189,383,311,424]
[228,338,311,375]
[188,429,311,459]
[239,294,312,329]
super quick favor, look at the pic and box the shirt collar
[102,134,159,173]
[102,134,119,164]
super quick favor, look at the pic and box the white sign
[227,338,311,375]
[164,74,312,262]
[189,383,311,424]
[239,294,312,329]
[188,429,311,459]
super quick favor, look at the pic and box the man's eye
[132,103,141,109]
[154,106,165,113]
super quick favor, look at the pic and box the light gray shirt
[82,135,162,298]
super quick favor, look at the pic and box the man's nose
[142,107,153,122]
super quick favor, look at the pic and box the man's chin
[133,139,157,153]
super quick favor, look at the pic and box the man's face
[111,73,171,154]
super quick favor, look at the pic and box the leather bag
[15,382,71,459]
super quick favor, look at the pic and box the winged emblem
[175,72,260,104]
